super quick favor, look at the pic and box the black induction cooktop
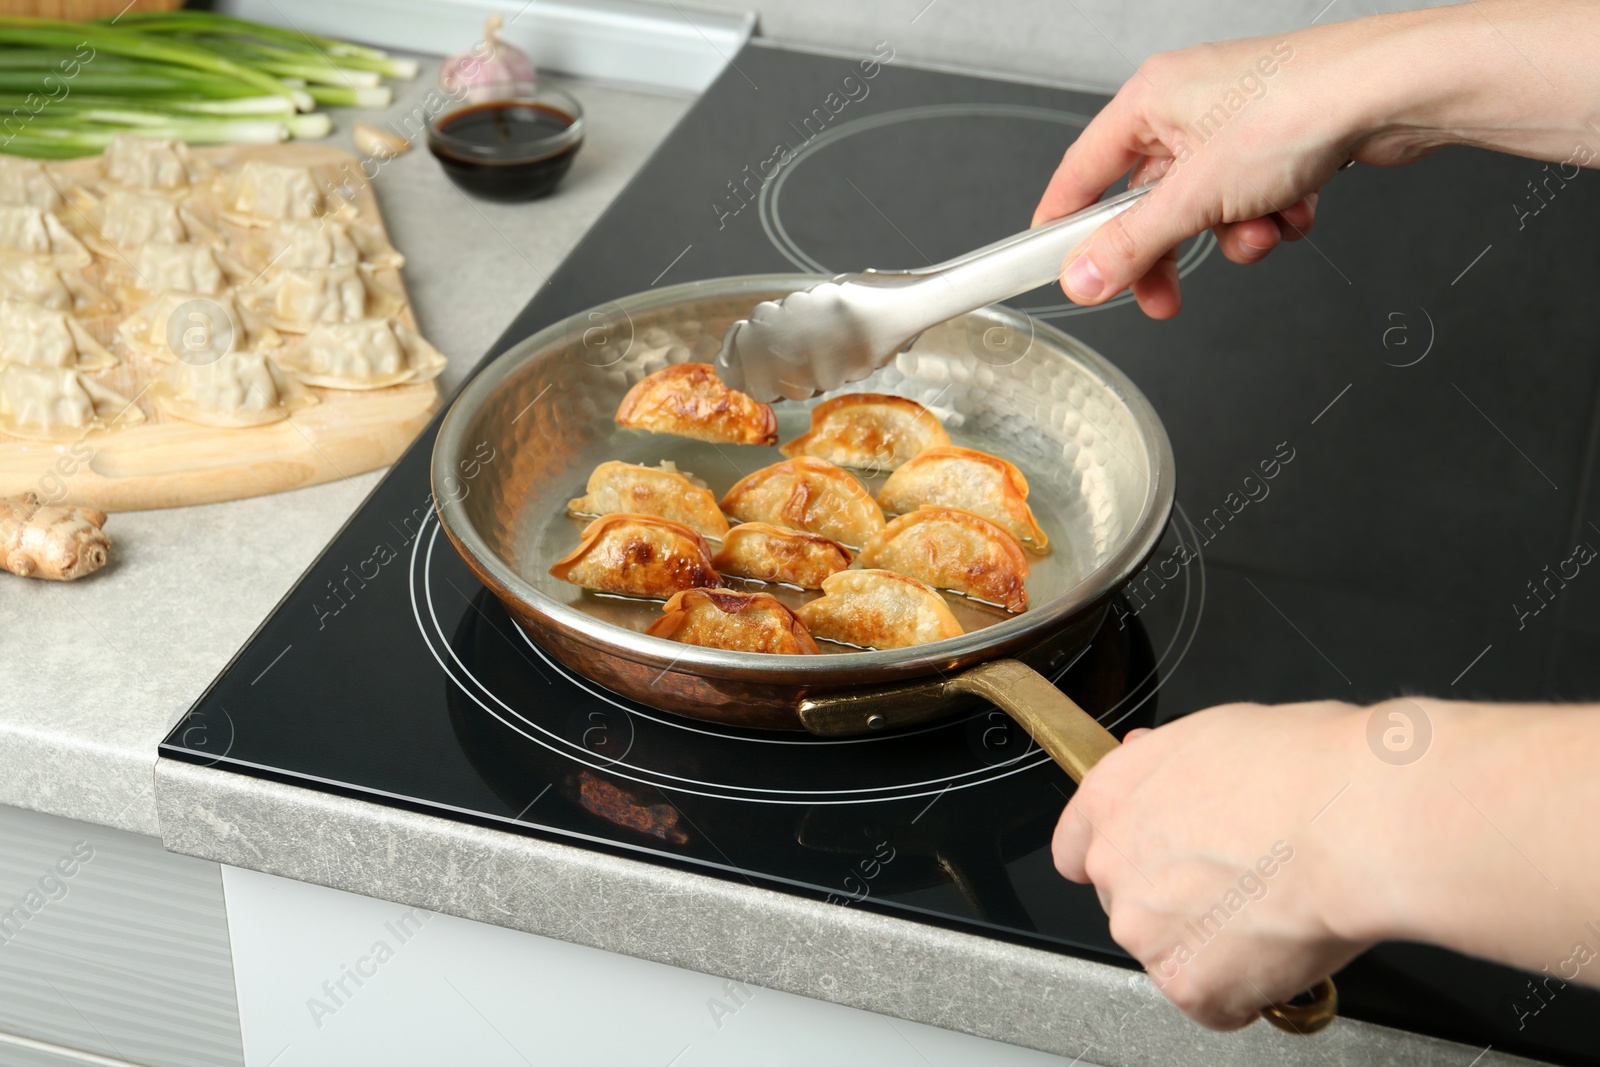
[163,42,1600,1064]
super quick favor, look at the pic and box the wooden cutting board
[0,142,439,511]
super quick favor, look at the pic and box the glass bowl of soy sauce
[427,88,584,201]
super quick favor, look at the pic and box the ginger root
[0,493,110,580]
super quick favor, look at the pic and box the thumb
[1061,178,1210,305]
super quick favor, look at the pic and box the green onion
[112,11,419,78]
[0,13,413,156]
[305,84,393,109]
[0,94,296,115]
[2,118,291,157]
[0,18,303,109]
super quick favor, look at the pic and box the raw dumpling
[97,188,191,247]
[149,350,316,427]
[781,392,950,471]
[0,363,141,440]
[0,260,112,316]
[244,218,403,273]
[646,588,820,655]
[276,318,444,388]
[877,446,1049,551]
[711,522,851,589]
[796,569,963,650]
[858,507,1030,612]
[615,362,778,446]
[0,206,90,265]
[720,456,885,548]
[103,134,201,190]
[118,291,279,363]
[548,514,723,599]
[242,265,400,332]
[131,242,227,296]
[0,301,114,370]
[0,157,62,211]
[222,161,326,224]
[567,460,729,539]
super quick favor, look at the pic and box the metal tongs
[714,184,1153,401]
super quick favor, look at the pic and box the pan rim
[432,272,1175,679]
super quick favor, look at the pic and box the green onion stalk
[0,13,413,156]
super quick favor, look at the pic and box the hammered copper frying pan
[431,273,1335,1034]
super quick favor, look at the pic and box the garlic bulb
[440,15,537,104]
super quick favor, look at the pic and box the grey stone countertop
[0,65,691,838]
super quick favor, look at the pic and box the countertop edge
[154,758,1541,1067]
[0,731,160,837]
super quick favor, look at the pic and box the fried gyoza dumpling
[796,569,963,650]
[720,456,885,548]
[877,446,1049,551]
[712,522,852,589]
[646,588,820,655]
[859,507,1029,612]
[548,514,722,599]
[568,460,729,540]
[615,362,778,446]
[781,392,950,470]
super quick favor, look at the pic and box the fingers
[1051,799,1094,882]
[1061,177,1213,306]
[1032,96,1144,227]
[1275,191,1318,238]
[1131,245,1182,319]
[1213,191,1320,265]
[1215,217,1281,264]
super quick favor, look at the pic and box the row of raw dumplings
[547,372,1055,654]
[0,136,443,439]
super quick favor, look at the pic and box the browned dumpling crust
[568,461,730,540]
[548,514,722,599]
[859,506,1029,612]
[876,446,1049,551]
[711,522,852,589]
[615,362,778,446]
[646,588,820,654]
[719,456,886,548]
[796,569,963,650]
[780,392,951,471]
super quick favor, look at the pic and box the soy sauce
[427,99,583,202]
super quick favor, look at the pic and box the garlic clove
[440,14,538,105]
[353,123,412,160]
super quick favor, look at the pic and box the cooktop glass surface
[163,42,1600,1064]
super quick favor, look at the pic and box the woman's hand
[1052,702,1374,1029]
[1034,0,1600,318]
[1055,697,1600,1029]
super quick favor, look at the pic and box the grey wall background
[649,0,1451,91]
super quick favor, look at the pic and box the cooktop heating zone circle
[413,503,1203,804]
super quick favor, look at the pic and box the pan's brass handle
[943,659,1339,1036]
[945,660,1117,783]
[1259,978,1338,1034]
